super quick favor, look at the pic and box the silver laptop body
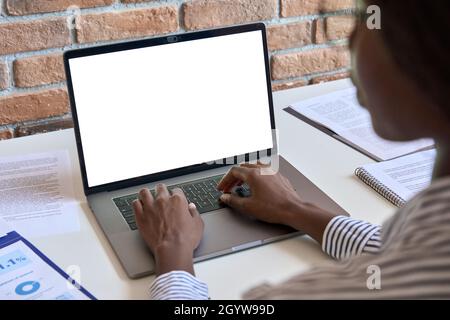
[64,23,347,278]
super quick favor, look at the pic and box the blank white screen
[69,30,273,188]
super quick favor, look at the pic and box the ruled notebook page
[356,149,436,203]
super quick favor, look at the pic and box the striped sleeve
[244,178,450,299]
[149,271,209,300]
[322,215,382,260]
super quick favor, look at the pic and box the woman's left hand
[132,184,204,276]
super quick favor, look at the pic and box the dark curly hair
[370,0,450,118]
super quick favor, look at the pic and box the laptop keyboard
[113,174,250,230]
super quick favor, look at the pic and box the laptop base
[87,156,347,278]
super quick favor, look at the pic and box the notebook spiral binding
[355,167,406,207]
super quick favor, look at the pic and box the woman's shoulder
[387,176,450,249]
[381,176,450,249]
[411,175,450,216]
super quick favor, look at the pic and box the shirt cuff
[322,215,381,260]
[150,270,209,300]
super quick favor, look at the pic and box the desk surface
[0,79,396,299]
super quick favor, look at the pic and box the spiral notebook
[355,149,436,207]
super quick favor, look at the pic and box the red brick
[76,7,179,43]
[267,21,312,51]
[311,71,350,84]
[120,0,152,2]
[281,0,354,17]
[15,118,74,137]
[272,79,308,92]
[14,54,65,88]
[183,0,277,31]
[0,62,8,90]
[271,46,350,80]
[0,18,70,55]
[315,15,356,43]
[5,0,114,16]
[0,129,13,140]
[0,89,69,125]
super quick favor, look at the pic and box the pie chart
[15,281,40,296]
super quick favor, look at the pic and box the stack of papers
[286,87,434,161]
[0,150,95,299]
[0,151,80,238]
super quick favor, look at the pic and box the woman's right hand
[217,163,342,244]
[218,163,303,226]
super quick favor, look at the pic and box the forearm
[151,245,209,300]
[282,200,343,245]
[154,244,195,276]
[282,202,381,259]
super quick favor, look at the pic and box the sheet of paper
[0,238,90,300]
[0,150,79,238]
[290,87,434,160]
[360,149,436,201]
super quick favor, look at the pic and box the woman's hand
[218,163,303,226]
[218,163,341,244]
[132,184,204,276]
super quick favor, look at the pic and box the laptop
[64,23,347,278]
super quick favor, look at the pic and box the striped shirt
[150,176,450,299]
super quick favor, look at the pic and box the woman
[133,0,450,299]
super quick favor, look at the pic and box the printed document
[289,87,434,161]
[0,229,94,300]
[0,151,79,238]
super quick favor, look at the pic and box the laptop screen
[68,29,274,188]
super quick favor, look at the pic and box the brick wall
[0,0,355,140]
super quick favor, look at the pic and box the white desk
[0,79,396,299]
